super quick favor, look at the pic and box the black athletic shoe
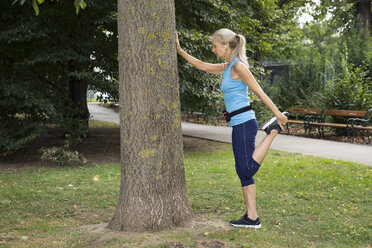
[260,112,289,135]
[229,214,261,229]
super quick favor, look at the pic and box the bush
[326,58,372,112]
[38,146,87,165]
[0,118,46,156]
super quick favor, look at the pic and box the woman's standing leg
[231,120,279,227]
[242,184,256,220]
[242,129,278,220]
[245,129,278,220]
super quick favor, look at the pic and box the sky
[297,0,323,27]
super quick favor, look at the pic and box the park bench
[310,109,372,143]
[286,108,372,143]
[286,108,324,136]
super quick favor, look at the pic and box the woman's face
[212,39,227,60]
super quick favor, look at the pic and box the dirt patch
[78,218,232,248]
[0,126,120,170]
[283,125,371,145]
[0,126,229,171]
[183,136,230,153]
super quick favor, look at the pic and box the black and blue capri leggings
[232,119,261,187]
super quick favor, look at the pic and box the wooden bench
[286,108,324,136]
[287,108,372,143]
[311,109,372,143]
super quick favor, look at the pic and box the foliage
[326,55,372,111]
[0,79,54,155]
[38,146,87,165]
[0,118,45,156]
[266,48,328,111]
[265,1,371,113]
[11,0,87,15]
[0,0,117,155]
[2,0,308,155]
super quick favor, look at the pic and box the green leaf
[11,0,18,6]
[32,0,39,16]
[38,0,45,4]
[74,0,87,14]
[20,0,26,5]
[74,0,79,15]
[81,1,87,9]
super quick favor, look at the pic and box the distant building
[260,59,291,86]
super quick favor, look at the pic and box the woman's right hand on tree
[175,32,181,52]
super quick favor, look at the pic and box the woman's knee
[245,158,261,177]
[241,177,255,187]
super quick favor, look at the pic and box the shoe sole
[229,223,262,229]
[260,112,289,131]
[260,116,277,131]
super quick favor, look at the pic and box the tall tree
[108,0,194,231]
[0,0,118,155]
[356,0,372,34]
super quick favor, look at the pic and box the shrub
[326,58,372,112]
[38,146,87,165]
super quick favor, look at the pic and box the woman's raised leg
[252,129,278,165]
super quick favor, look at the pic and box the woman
[176,28,288,229]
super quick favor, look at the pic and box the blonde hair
[211,28,249,67]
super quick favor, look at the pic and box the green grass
[185,150,371,248]
[0,144,371,247]
[89,119,120,128]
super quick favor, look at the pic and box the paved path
[89,102,120,124]
[88,102,372,165]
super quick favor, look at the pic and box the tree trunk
[68,60,90,132]
[108,0,194,232]
[356,0,371,38]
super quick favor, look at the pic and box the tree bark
[68,60,90,132]
[108,0,194,231]
[356,0,371,37]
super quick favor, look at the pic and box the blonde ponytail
[211,29,249,67]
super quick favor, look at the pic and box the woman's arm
[176,32,225,75]
[234,62,288,126]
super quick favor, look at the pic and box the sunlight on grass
[89,120,120,128]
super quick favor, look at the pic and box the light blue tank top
[221,57,256,126]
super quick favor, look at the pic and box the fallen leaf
[93,175,99,181]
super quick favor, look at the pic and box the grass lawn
[0,127,371,247]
